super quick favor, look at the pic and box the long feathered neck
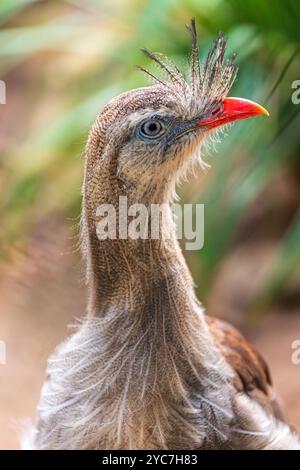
[82,185,198,322]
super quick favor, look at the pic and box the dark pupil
[143,120,161,136]
[148,122,158,132]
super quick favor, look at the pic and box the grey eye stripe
[166,120,198,144]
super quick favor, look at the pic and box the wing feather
[206,315,286,423]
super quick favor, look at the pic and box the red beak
[198,97,269,130]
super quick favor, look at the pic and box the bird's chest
[34,314,235,450]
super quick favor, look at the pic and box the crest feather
[138,19,237,112]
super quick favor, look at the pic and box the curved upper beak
[198,97,269,130]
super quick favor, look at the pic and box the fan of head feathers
[137,19,237,115]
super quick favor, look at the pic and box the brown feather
[206,316,287,423]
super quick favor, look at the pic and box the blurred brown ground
[0,217,299,450]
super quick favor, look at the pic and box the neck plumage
[81,190,211,374]
[82,194,196,317]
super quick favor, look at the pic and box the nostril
[211,105,222,116]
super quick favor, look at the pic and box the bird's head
[83,19,268,212]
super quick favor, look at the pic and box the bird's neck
[83,199,198,322]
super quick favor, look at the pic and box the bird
[28,19,300,450]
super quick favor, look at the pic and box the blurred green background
[0,0,300,449]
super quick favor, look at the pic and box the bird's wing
[206,315,286,423]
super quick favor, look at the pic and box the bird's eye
[140,119,165,139]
